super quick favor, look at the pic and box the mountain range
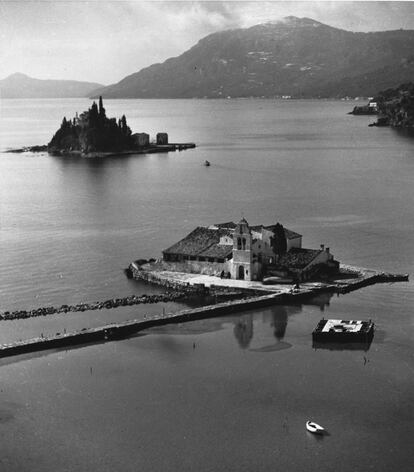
[92,16,414,99]
[0,73,104,98]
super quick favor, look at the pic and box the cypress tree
[98,96,105,117]
[271,222,287,257]
[121,115,127,133]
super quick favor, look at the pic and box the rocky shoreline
[5,142,195,157]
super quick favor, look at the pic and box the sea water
[0,98,413,471]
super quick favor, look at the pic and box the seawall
[0,263,408,358]
[129,261,409,295]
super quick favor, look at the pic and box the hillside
[93,16,414,99]
[0,73,104,98]
[373,82,414,127]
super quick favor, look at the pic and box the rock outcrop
[349,104,378,115]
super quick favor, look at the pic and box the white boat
[306,421,325,434]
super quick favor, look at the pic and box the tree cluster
[375,82,414,127]
[48,96,134,153]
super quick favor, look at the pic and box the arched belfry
[231,218,253,280]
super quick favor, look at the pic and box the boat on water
[306,421,325,434]
[204,160,210,166]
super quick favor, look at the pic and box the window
[242,238,246,250]
[237,237,242,250]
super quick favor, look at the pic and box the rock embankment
[6,145,48,153]
[0,289,202,321]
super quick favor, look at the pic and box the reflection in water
[304,292,333,311]
[312,341,373,352]
[233,292,335,350]
[249,342,292,353]
[271,306,288,341]
[233,315,253,349]
[394,127,414,140]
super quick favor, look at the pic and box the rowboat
[306,421,325,434]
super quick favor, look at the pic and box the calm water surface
[0,99,413,471]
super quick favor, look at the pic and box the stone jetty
[0,291,304,358]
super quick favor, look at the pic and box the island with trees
[7,96,195,157]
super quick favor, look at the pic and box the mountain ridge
[92,16,414,99]
[1,73,104,98]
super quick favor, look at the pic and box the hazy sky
[1,1,414,85]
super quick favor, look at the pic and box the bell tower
[232,218,253,280]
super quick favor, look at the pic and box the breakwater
[0,289,204,321]
[332,266,409,294]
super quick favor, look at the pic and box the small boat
[204,160,210,167]
[306,421,325,434]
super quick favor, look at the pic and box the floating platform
[312,319,374,343]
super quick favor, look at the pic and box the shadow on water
[306,430,330,441]
[312,341,373,352]
[0,332,149,367]
[393,127,414,140]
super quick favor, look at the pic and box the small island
[7,96,195,157]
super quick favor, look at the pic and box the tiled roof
[163,222,303,259]
[263,225,302,240]
[215,221,301,240]
[275,248,322,269]
[199,244,233,259]
[163,227,232,258]
[214,221,237,229]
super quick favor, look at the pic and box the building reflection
[267,306,289,341]
[233,314,254,349]
[232,291,335,348]
[304,292,333,311]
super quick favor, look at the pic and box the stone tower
[231,218,253,280]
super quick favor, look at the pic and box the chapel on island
[162,218,339,282]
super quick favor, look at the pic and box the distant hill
[93,16,414,99]
[0,73,104,98]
